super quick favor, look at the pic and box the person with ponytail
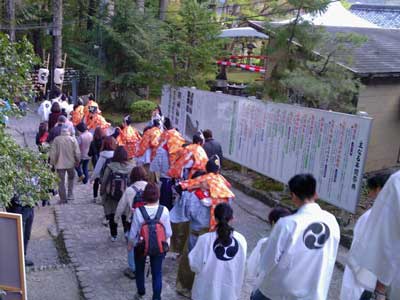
[188,202,247,300]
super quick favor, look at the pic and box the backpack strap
[139,206,151,222]
[131,184,139,192]
[154,205,164,221]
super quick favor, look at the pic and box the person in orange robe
[117,115,141,160]
[179,155,234,230]
[84,95,101,124]
[160,118,185,163]
[168,133,208,180]
[135,119,162,163]
[86,107,110,132]
[70,98,85,126]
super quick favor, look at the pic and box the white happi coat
[38,100,52,122]
[347,171,400,290]
[189,231,247,300]
[340,210,372,300]
[247,237,269,289]
[257,202,340,300]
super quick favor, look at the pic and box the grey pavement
[26,267,82,300]
[8,106,344,300]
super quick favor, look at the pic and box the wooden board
[0,212,26,300]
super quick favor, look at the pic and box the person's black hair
[193,132,204,145]
[112,146,128,163]
[124,115,132,125]
[164,117,172,130]
[88,94,95,101]
[288,174,316,201]
[38,122,48,138]
[143,182,160,204]
[51,101,61,113]
[192,170,206,179]
[130,166,148,183]
[203,129,212,139]
[111,127,121,139]
[76,122,87,133]
[367,173,390,191]
[215,202,234,246]
[153,119,161,128]
[268,207,292,225]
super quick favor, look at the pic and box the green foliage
[252,177,284,192]
[164,0,224,87]
[263,1,366,113]
[0,34,38,102]
[69,0,168,109]
[0,34,56,207]
[0,132,55,207]
[130,100,157,122]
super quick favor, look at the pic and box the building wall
[357,80,400,172]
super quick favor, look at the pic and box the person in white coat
[247,207,292,290]
[38,99,52,122]
[340,173,390,300]
[251,174,340,300]
[189,202,247,300]
[347,170,400,300]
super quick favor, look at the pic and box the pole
[51,0,63,91]
[6,0,16,42]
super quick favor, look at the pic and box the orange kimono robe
[135,127,162,161]
[168,144,208,179]
[86,113,110,131]
[180,173,235,229]
[84,100,101,124]
[161,129,185,163]
[71,105,85,126]
[117,126,141,159]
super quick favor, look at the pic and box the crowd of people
[5,90,400,300]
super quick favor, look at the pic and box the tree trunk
[137,0,145,13]
[159,0,167,20]
[6,0,16,42]
[51,0,63,90]
[87,0,97,30]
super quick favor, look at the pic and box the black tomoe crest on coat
[213,237,239,261]
[303,222,330,250]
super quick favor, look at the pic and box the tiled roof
[248,20,400,76]
[350,4,400,28]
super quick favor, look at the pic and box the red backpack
[135,206,169,257]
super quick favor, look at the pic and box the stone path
[7,106,344,300]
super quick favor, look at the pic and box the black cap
[206,155,221,173]
[193,131,204,144]
[76,122,87,132]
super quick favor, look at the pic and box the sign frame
[0,212,27,300]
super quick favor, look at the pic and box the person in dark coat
[48,102,62,131]
[202,129,223,163]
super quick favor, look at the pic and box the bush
[130,100,157,122]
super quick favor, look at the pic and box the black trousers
[106,214,130,238]
[6,205,34,255]
[93,178,100,198]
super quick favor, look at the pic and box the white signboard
[161,86,373,213]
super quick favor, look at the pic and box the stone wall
[357,79,400,172]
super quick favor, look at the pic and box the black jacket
[203,138,223,162]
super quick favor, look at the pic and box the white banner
[161,86,373,213]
